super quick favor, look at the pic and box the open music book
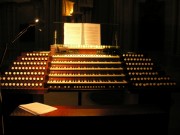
[18,102,57,115]
[64,23,101,46]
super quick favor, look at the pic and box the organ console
[1,44,179,135]
[0,44,177,95]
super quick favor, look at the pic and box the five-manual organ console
[0,44,178,106]
[1,44,179,135]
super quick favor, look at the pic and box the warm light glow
[62,0,74,16]
[35,18,39,23]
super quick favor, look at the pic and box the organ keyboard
[0,44,177,94]
[47,51,127,91]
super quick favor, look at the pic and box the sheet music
[19,102,57,115]
[64,23,83,45]
[64,23,101,46]
[83,23,101,45]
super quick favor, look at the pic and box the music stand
[0,18,39,135]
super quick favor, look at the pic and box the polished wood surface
[7,105,169,135]
[11,104,167,117]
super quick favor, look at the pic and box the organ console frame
[1,43,179,135]
[1,44,177,94]
[0,44,178,107]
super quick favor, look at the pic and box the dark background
[0,0,180,135]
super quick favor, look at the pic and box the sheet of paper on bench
[18,102,57,115]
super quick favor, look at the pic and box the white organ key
[47,80,128,84]
[51,61,122,65]
[50,67,123,71]
[52,54,120,58]
[48,74,125,77]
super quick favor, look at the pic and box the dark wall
[0,0,180,64]
[92,0,166,53]
[138,0,165,52]
[92,0,115,45]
